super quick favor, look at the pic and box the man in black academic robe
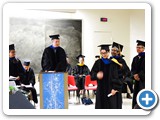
[41,34,67,72]
[90,44,123,109]
[73,55,90,103]
[21,61,38,104]
[9,44,24,85]
[131,40,145,109]
[111,42,133,99]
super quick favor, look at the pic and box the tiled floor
[33,81,132,109]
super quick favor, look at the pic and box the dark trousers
[22,87,38,103]
[126,81,133,93]
[122,81,133,93]
[75,77,85,98]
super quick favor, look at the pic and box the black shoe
[127,93,132,99]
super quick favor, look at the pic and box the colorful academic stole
[111,58,122,66]
[77,63,84,66]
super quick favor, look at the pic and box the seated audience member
[21,60,38,105]
[73,54,90,104]
[9,44,24,85]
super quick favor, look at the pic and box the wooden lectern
[39,72,68,109]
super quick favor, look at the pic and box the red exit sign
[100,18,108,22]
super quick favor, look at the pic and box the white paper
[9,81,16,87]
[16,84,32,88]
[107,93,112,97]
[9,76,17,80]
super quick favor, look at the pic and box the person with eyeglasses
[90,44,122,109]
[131,40,145,109]
[111,42,133,99]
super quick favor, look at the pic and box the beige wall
[130,10,145,66]
[75,10,131,69]
[75,9,144,69]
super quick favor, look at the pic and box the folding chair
[84,75,97,97]
[68,75,78,99]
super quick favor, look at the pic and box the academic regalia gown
[117,57,131,78]
[41,45,67,72]
[111,56,133,93]
[21,68,38,103]
[22,68,35,86]
[90,59,122,109]
[120,57,133,93]
[9,57,24,85]
[110,56,127,80]
[73,64,90,97]
[131,52,145,108]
